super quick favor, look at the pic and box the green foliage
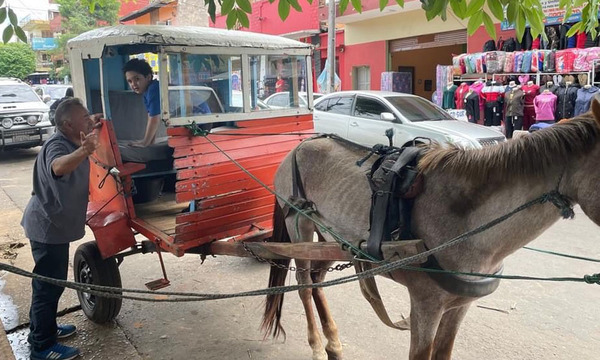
[0,42,36,79]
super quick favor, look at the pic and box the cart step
[145,278,171,290]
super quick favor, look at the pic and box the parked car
[0,78,53,150]
[313,91,505,149]
[33,84,73,107]
[263,91,323,109]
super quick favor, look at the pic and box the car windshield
[385,96,453,122]
[46,86,70,99]
[0,85,41,104]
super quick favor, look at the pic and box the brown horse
[261,100,600,360]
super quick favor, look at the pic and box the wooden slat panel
[168,121,314,148]
[175,220,273,249]
[175,213,273,243]
[236,114,312,128]
[176,180,269,203]
[177,194,274,223]
[173,133,309,158]
[195,187,273,212]
[176,151,288,180]
[176,163,278,192]
[176,204,273,236]
[174,139,302,169]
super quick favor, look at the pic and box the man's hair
[55,97,84,130]
[123,58,153,77]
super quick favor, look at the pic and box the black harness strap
[366,147,422,260]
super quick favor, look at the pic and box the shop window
[353,66,370,90]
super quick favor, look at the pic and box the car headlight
[2,117,13,129]
[444,135,475,148]
[41,112,49,123]
[27,115,39,126]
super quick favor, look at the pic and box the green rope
[524,246,600,263]
[199,132,380,262]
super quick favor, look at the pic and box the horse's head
[567,99,600,227]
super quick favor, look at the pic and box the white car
[263,91,323,109]
[313,91,505,149]
[0,78,52,150]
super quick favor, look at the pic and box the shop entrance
[390,30,466,100]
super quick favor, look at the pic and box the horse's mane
[418,114,600,182]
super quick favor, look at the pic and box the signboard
[501,1,587,31]
[447,109,468,122]
[31,38,57,51]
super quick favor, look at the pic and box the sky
[4,0,49,22]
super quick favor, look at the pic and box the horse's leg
[409,294,445,360]
[431,304,471,360]
[311,261,343,360]
[289,216,328,360]
[296,259,328,360]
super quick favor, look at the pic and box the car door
[265,93,289,108]
[347,95,398,147]
[313,95,354,138]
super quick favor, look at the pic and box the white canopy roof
[68,25,313,57]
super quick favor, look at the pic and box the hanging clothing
[574,86,600,116]
[504,87,525,117]
[522,83,540,130]
[532,36,541,50]
[539,83,559,94]
[576,32,587,48]
[546,26,560,50]
[555,83,580,120]
[534,92,558,121]
[481,82,505,127]
[559,24,571,49]
[470,81,486,122]
[442,84,458,109]
[454,83,470,109]
[464,91,480,123]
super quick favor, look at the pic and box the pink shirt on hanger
[534,92,557,121]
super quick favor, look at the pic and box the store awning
[119,0,175,22]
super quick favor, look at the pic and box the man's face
[125,71,152,94]
[68,105,94,137]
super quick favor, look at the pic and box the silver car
[313,91,505,149]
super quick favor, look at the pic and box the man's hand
[80,131,99,156]
[91,113,103,129]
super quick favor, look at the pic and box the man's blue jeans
[28,240,69,352]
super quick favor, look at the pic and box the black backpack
[483,39,496,52]
[502,38,517,52]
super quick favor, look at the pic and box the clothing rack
[491,71,591,85]
[453,73,489,83]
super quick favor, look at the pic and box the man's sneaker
[56,324,77,339]
[30,343,80,360]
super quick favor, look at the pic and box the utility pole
[327,0,336,93]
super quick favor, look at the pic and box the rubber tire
[74,241,122,324]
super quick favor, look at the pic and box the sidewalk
[0,187,141,360]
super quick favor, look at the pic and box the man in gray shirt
[21,98,101,360]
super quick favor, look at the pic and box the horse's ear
[592,98,600,125]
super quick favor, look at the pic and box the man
[22,98,102,360]
[122,58,161,147]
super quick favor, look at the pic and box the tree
[1,0,598,43]
[0,42,36,79]
[50,0,120,79]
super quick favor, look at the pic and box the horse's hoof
[313,350,328,360]
[326,349,343,360]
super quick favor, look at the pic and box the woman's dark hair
[123,58,153,77]
[65,87,74,97]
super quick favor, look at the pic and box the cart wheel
[74,241,122,324]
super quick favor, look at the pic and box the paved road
[0,147,599,360]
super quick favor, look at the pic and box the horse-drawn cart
[69,25,422,324]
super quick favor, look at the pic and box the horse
[260,100,600,360]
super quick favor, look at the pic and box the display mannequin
[555,80,580,120]
[454,82,470,109]
[481,80,505,126]
[534,89,558,123]
[442,81,458,109]
[522,80,540,130]
[574,83,600,116]
[504,81,524,138]
[464,88,480,124]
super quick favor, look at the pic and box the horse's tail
[261,201,290,340]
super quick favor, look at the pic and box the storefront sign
[447,109,468,122]
[32,38,57,51]
[500,1,587,31]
